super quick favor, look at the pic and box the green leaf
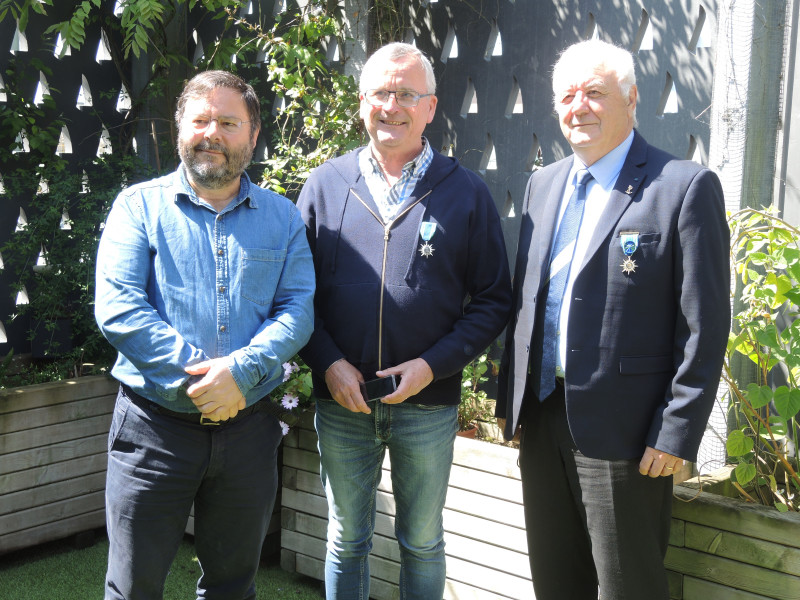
[746,383,772,409]
[733,462,756,485]
[775,502,789,513]
[773,387,800,419]
[754,324,779,348]
[726,429,754,457]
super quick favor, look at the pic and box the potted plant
[721,206,800,512]
[458,353,498,436]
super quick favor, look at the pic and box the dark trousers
[519,384,672,600]
[104,387,283,600]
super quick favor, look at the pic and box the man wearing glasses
[95,71,315,599]
[297,43,512,599]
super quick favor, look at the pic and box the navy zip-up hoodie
[297,146,512,405]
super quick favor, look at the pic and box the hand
[377,358,434,404]
[639,446,684,478]
[184,359,246,422]
[325,359,371,414]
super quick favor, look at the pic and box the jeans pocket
[108,390,132,452]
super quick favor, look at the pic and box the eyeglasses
[363,89,433,108]
[186,115,251,134]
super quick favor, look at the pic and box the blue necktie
[533,169,592,400]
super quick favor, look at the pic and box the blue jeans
[104,388,283,600]
[315,398,459,600]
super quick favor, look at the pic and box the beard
[179,137,255,190]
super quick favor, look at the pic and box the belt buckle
[200,415,221,426]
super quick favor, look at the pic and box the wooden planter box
[280,411,532,599]
[0,375,118,555]
[281,413,800,600]
[0,376,282,558]
[667,477,800,599]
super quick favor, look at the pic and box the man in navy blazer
[497,39,730,599]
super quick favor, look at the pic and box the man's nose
[571,91,590,112]
[204,119,223,138]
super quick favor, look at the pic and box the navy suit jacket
[497,131,730,461]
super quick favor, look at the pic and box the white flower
[282,361,300,382]
[279,420,290,436]
[281,393,300,409]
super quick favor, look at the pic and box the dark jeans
[519,385,672,600]
[104,387,282,600]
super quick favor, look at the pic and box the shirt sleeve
[227,207,316,395]
[94,191,209,399]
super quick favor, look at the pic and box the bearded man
[95,70,315,600]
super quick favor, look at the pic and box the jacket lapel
[579,132,648,272]
[534,160,573,291]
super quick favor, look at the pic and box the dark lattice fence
[0,0,287,359]
[412,0,718,263]
[0,1,129,359]
[0,0,718,363]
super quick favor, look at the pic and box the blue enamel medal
[419,221,437,257]
[619,231,639,275]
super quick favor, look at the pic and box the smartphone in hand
[359,375,397,403]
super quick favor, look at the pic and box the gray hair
[175,70,260,137]
[552,39,637,124]
[360,42,437,95]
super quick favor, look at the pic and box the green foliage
[0,0,52,32]
[458,353,497,431]
[0,60,65,161]
[0,155,153,386]
[271,357,315,431]
[724,207,800,511]
[236,7,362,197]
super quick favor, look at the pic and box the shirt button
[220,325,226,332]
[219,286,226,293]
[217,249,223,256]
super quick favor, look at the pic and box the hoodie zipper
[350,189,432,370]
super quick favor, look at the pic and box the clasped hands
[184,358,245,422]
[324,357,434,413]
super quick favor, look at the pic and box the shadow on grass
[0,530,322,599]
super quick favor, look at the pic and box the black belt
[121,384,276,426]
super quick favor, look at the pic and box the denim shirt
[95,166,315,411]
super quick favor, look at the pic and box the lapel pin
[625,185,634,195]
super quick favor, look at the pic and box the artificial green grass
[0,533,322,599]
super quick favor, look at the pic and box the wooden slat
[682,575,777,600]
[667,569,682,599]
[673,486,800,549]
[665,546,800,599]
[0,376,117,415]
[0,490,105,536]
[0,413,112,455]
[447,463,523,503]
[0,398,113,436]
[0,471,106,516]
[0,509,106,555]
[445,486,525,525]
[670,518,686,547]
[685,522,800,577]
[443,509,527,554]
[0,433,107,476]
[0,453,108,495]
[283,447,324,474]
[452,437,520,480]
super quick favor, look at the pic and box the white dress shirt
[556,131,635,376]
